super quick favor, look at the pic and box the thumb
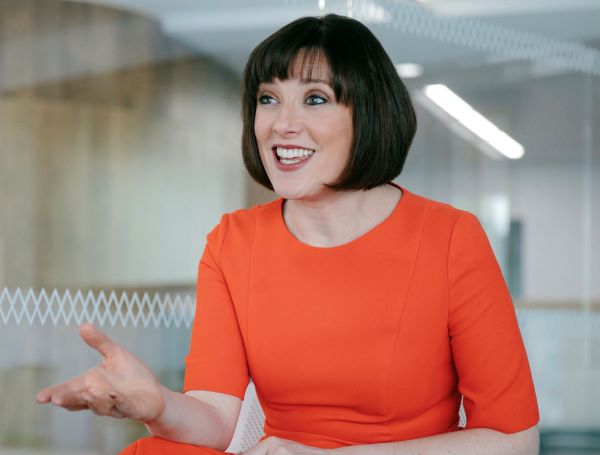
[79,323,119,358]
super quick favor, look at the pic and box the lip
[272,144,316,151]
[271,147,314,172]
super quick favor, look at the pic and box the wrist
[142,385,171,429]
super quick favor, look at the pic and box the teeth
[276,147,315,159]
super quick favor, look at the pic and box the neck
[283,183,400,248]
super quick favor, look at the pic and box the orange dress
[123,184,539,453]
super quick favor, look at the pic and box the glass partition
[1,0,598,453]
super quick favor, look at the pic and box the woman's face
[254,58,353,201]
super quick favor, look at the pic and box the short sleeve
[448,212,539,433]
[183,218,250,399]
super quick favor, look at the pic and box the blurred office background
[0,0,598,453]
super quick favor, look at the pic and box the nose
[272,103,302,136]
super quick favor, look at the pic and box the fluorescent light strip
[396,63,423,78]
[423,84,525,159]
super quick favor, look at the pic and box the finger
[107,407,126,419]
[51,389,90,408]
[242,442,268,455]
[88,402,113,416]
[63,404,90,412]
[36,388,52,403]
[36,375,87,404]
[79,323,120,358]
[84,390,117,416]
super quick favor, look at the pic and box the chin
[275,186,334,204]
[271,182,315,201]
[272,188,305,201]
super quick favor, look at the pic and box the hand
[36,323,164,422]
[242,437,328,455]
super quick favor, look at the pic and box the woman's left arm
[332,425,539,455]
[243,426,539,455]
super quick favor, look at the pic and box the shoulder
[401,189,495,266]
[206,198,281,254]
[219,198,280,234]
[401,187,473,232]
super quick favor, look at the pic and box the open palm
[36,323,164,422]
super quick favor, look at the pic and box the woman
[36,14,540,454]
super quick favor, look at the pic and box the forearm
[332,427,539,455]
[144,386,233,450]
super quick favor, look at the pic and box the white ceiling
[75,0,600,78]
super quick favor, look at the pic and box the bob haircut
[241,13,417,191]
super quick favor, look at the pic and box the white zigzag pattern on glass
[0,287,195,328]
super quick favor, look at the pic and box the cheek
[320,120,353,152]
[253,117,271,166]
[254,113,270,143]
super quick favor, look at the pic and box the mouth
[272,146,315,165]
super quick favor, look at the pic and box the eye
[305,94,327,106]
[258,94,277,105]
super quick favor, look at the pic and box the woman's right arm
[36,323,242,451]
[146,387,241,450]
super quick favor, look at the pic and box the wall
[0,0,246,290]
[403,71,599,304]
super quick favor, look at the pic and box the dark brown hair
[241,14,417,191]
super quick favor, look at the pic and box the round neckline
[277,182,408,251]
